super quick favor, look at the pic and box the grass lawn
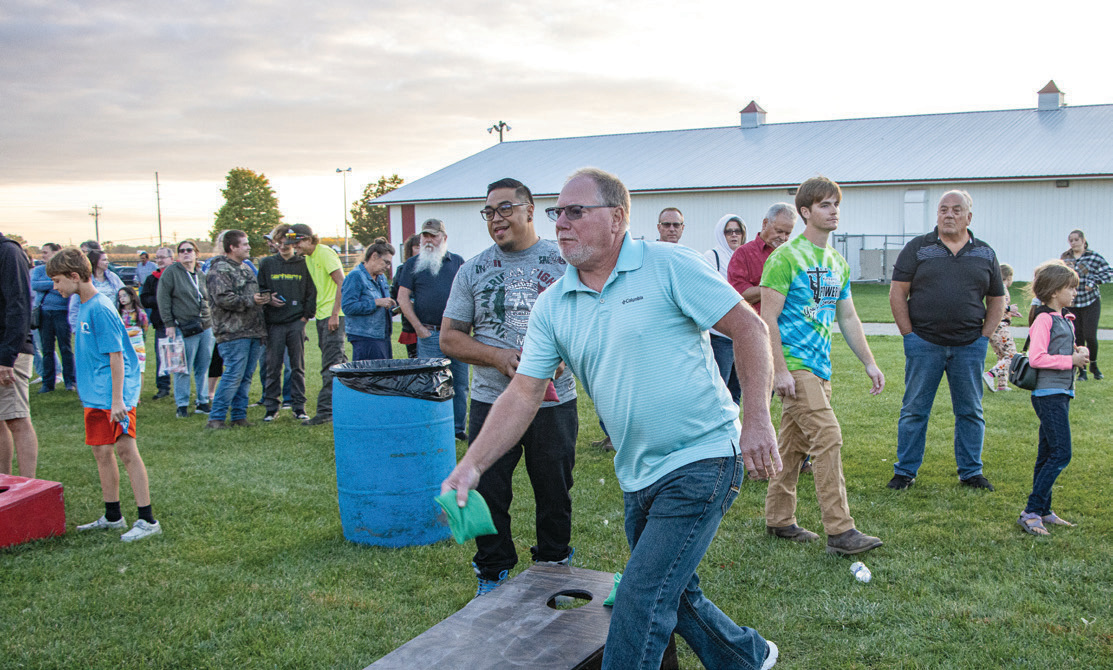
[849,282,1113,329]
[3,329,1111,668]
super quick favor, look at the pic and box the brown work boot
[591,436,614,452]
[230,419,254,428]
[766,524,820,543]
[205,419,227,430]
[826,528,883,555]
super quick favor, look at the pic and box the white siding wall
[390,178,1112,282]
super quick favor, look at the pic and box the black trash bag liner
[330,358,455,401]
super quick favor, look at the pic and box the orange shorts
[84,407,138,446]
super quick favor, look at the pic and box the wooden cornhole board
[366,564,678,669]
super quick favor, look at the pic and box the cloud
[2,0,742,187]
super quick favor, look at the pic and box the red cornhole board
[0,474,66,549]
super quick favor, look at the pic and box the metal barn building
[375,82,1113,282]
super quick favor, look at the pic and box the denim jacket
[341,263,392,339]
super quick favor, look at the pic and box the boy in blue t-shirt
[48,248,161,542]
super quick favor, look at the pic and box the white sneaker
[77,515,128,531]
[761,640,779,670]
[121,519,162,542]
[30,376,43,385]
[982,371,996,392]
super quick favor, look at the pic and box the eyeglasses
[545,205,613,222]
[178,248,196,253]
[480,202,527,221]
[724,228,744,235]
[658,222,684,229]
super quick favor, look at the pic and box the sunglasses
[724,228,744,235]
[545,204,613,222]
[480,202,527,222]
[178,247,196,253]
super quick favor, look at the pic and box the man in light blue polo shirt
[441,168,782,670]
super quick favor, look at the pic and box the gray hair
[764,202,798,223]
[939,190,974,213]
[566,167,631,230]
[213,229,230,253]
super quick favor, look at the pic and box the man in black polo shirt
[888,190,1006,491]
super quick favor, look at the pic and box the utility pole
[89,204,102,244]
[487,120,511,142]
[155,172,164,246]
[336,167,351,256]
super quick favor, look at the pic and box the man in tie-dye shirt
[759,176,886,556]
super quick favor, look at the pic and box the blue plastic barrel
[331,359,456,547]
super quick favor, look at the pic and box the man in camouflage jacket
[205,230,268,428]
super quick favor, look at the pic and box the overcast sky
[2,0,1109,247]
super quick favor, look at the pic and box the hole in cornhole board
[547,589,593,610]
[0,487,9,494]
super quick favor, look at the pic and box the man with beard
[440,178,577,597]
[442,168,781,670]
[398,219,468,439]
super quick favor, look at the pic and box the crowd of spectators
[3,182,1107,666]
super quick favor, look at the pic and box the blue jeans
[39,310,74,390]
[603,455,770,670]
[349,334,392,361]
[1026,394,1072,515]
[709,333,741,404]
[895,333,988,480]
[174,327,214,408]
[210,337,263,422]
[416,329,468,434]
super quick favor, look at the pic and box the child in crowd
[48,249,162,542]
[1017,260,1087,536]
[984,263,1022,392]
[117,287,148,377]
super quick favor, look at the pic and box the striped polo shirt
[517,233,742,492]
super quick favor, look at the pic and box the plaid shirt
[1062,250,1112,308]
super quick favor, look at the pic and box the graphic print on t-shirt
[473,263,560,346]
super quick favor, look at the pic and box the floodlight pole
[487,120,511,142]
[337,167,351,256]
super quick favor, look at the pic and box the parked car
[116,266,139,287]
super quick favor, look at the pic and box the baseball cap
[287,223,314,240]
[420,219,446,235]
[137,250,148,257]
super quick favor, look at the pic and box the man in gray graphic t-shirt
[441,177,578,598]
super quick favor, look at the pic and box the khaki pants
[765,369,854,536]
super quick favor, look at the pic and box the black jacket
[257,253,316,325]
[0,235,33,366]
[140,269,165,330]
